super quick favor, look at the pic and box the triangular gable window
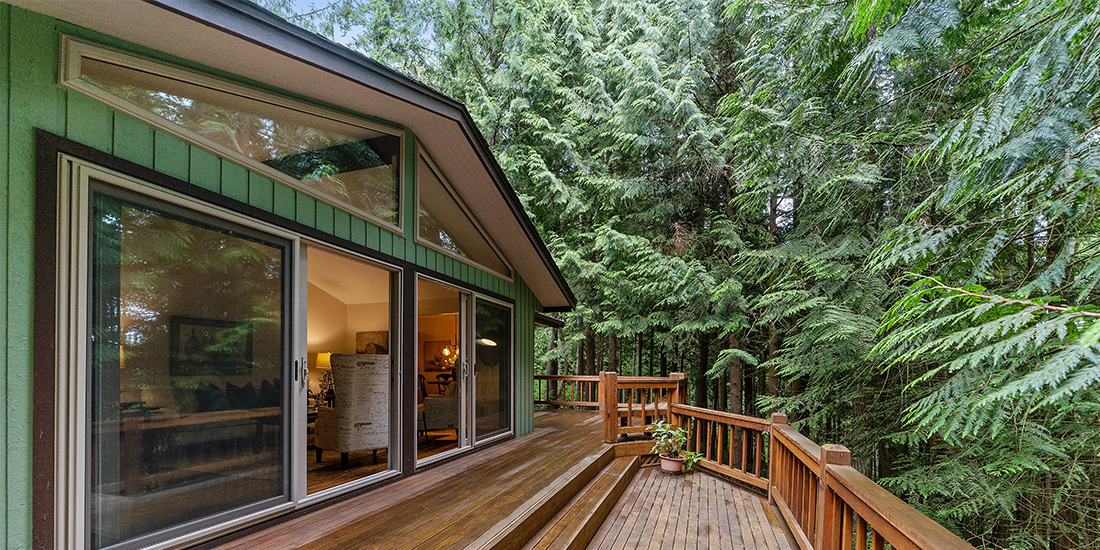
[417,154,510,277]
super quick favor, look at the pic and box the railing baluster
[857,516,867,550]
[842,503,853,550]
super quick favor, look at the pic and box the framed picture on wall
[356,331,389,354]
[424,340,453,371]
[169,316,254,376]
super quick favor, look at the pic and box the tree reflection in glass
[89,182,287,549]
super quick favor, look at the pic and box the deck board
[213,411,605,550]
[588,468,791,550]
[211,411,793,550]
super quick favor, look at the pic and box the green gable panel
[364,221,380,249]
[189,148,221,193]
[442,256,454,278]
[247,173,274,212]
[379,229,392,256]
[349,216,366,246]
[220,160,249,203]
[153,130,190,181]
[415,245,425,267]
[272,181,297,220]
[333,209,351,241]
[315,202,335,235]
[65,91,113,152]
[295,193,316,226]
[113,113,154,168]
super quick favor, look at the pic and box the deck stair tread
[520,456,640,550]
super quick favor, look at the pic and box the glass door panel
[416,278,467,462]
[303,246,396,495]
[89,181,289,549]
[474,300,512,441]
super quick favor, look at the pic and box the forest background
[256,0,1098,547]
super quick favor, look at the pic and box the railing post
[768,413,787,506]
[669,372,687,428]
[600,371,618,444]
[815,444,851,550]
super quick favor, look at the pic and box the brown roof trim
[534,312,565,329]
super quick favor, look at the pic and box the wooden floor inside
[588,466,793,550]
[306,430,459,494]
[214,410,606,550]
[212,411,795,550]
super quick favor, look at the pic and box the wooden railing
[587,373,976,550]
[674,403,770,491]
[597,372,687,444]
[768,413,975,550]
[534,375,600,408]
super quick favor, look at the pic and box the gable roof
[14,0,575,310]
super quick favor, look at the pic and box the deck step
[469,446,617,550]
[521,455,640,550]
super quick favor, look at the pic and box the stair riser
[476,448,616,550]
[546,456,640,550]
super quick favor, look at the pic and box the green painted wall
[0,5,540,547]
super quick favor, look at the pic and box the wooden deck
[211,411,794,550]
[588,466,793,550]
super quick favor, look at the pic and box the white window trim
[58,36,406,235]
[55,156,303,550]
[414,146,514,281]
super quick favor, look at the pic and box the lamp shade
[316,352,332,369]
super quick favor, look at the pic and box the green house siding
[0,5,543,547]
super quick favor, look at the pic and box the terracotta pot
[659,454,685,474]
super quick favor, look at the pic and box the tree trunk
[608,333,618,374]
[694,332,709,407]
[585,329,595,375]
[595,333,604,374]
[767,324,778,402]
[768,193,778,236]
[547,328,559,409]
[634,333,641,376]
[576,337,584,376]
[660,347,668,377]
[717,336,728,412]
[729,332,743,415]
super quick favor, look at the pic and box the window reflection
[89,183,287,549]
[79,58,401,225]
[475,301,511,440]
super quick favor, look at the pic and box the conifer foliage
[259,0,1099,545]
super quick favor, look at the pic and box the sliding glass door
[416,278,469,462]
[473,300,512,442]
[87,177,290,550]
[297,246,399,499]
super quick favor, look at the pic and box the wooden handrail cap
[770,412,788,425]
[821,444,851,466]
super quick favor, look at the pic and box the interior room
[305,247,394,495]
[417,279,464,460]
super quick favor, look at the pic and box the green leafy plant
[650,420,704,470]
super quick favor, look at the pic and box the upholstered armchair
[422,382,460,438]
[314,354,390,469]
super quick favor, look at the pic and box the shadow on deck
[210,410,791,550]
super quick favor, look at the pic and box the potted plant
[650,420,703,474]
